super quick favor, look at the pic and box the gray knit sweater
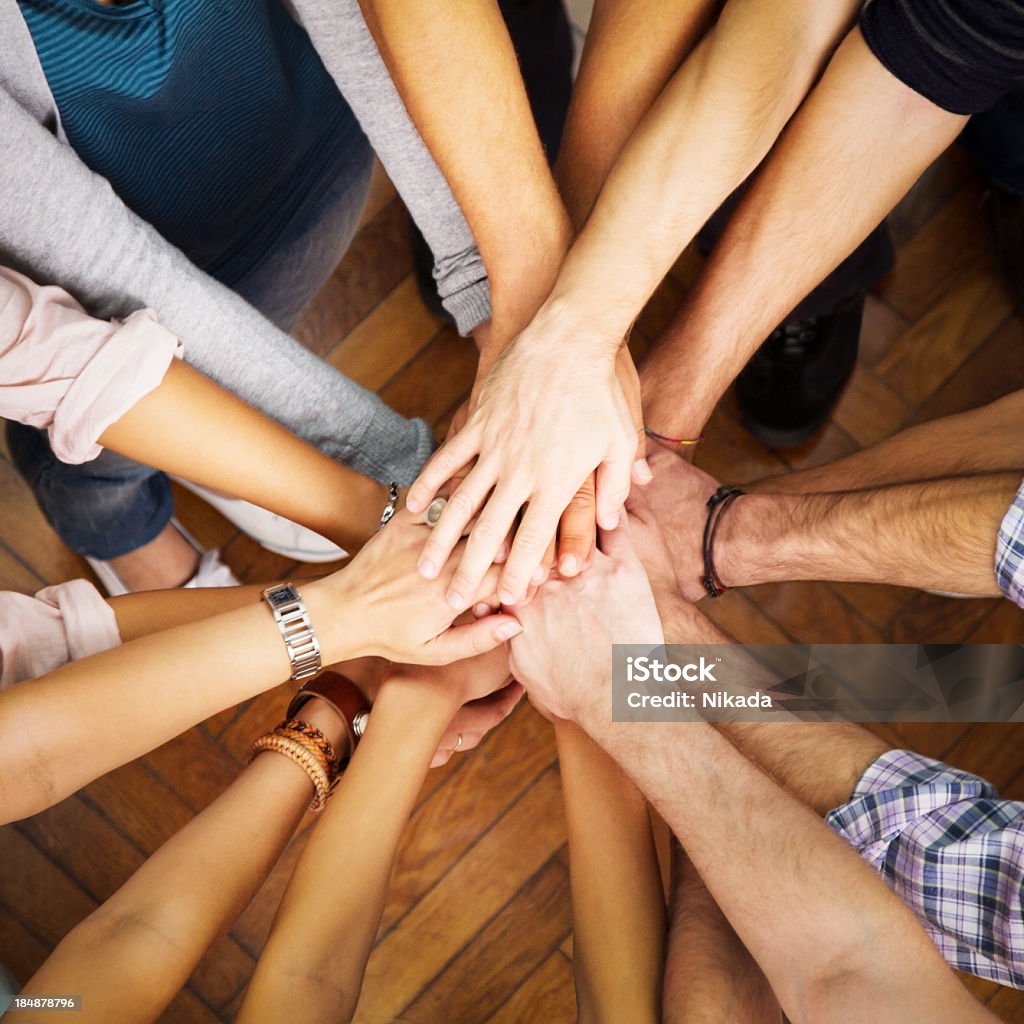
[0,0,491,484]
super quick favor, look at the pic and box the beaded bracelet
[249,731,333,812]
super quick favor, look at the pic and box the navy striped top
[18,0,359,287]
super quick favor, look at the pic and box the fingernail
[406,494,425,513]
[560,555,579,577]
[418,558,437,579]
[447,590,466,611]
[531,566,547,584]
[499,590,518,607]
[473,602,491,618]
[598,514,619,530]
[634,458,653,483]
[496,621,523,640]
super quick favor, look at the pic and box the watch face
[266,584,298,608]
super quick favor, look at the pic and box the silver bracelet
[262,584,322,681]
[378,482,399,531]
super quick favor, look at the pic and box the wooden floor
[2,144,1024,1023]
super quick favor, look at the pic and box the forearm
[544,0,860,346]
[101,360,389,551]
[237,680,453,1023]
[715,476,1020,595]
[578,701,985,1022]
[0,578,362,821]
[748,391,1024,493]
[642,26,968,437]
[663,848,779,1024]
[555,719,665,1024]
[555,0,717,226]
[10,753,313,1024]
[359,0,571,359]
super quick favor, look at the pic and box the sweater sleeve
[0,87,434,485]
[860,0,1024,115]
[291,0,492,335]
[0,266,182,464]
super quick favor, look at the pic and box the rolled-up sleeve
[0,579,121,689]
[860,0,1024,115]
[997,478,1024,608]
[827,749,1024,988]
[0,266,182,464]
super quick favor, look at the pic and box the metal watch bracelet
[262,583,322,681]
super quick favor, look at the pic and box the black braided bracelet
[701,485,745,598]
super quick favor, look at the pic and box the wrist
[525,295,624,362]
[300,577,368,664]
[715,493,805,587]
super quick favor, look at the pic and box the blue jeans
[7,102,375,559]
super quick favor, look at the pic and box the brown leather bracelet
[287,671,370,764]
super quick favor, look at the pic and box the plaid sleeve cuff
[827,749,1024,989]
[996,478,1024,608]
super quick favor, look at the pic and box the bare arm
[555,719,665,1024]
[641,26,968,438]
[236,645,511,1023]
[5,700,345,1024]
[357,0,571,365]
[748,391,1024,493]
[663,846,780,1024]
[0,515,518,822]
[542,0,862,347]
[714,475,1020,595]
[101,358,391,551]
[509,527,997,1024]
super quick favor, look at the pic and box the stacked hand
[406,326,650,612]
[506,515,664,723]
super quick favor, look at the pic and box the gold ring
[453,732,463,752]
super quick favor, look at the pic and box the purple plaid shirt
[827,749,1024,988]
[997,479,1024,607]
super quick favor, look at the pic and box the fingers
[431,682,525,767]
[557,475,596,578]
[444,480,528,611]
[417,459,497,581]
[594,437,637,531]
[407,424,482,514]
[498,498,563,606]
[427,612,522,664]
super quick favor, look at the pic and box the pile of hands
[320,336,729,761]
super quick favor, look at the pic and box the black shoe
[736,293,864,448]
[981,183,1024,316]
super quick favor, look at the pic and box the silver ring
[426,497,447,527]
[453,732,463,752]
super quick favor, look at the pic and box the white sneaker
[85,518,241,597]
[174,479,347,563]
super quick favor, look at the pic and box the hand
[627,446,719,602]
[555,347,646,579]
[507,514,664,723]
[318,511,522,665]
[384,634,522,767]
[406,319,650,610]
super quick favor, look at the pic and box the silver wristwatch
[262,584,322,681]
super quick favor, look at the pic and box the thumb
[428,613,522,663]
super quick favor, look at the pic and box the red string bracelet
[644,426,705,446]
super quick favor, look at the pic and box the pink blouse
[0,580,121,689]
[0,266,182,464]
